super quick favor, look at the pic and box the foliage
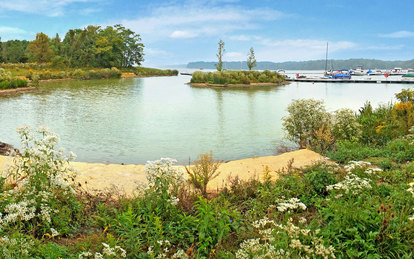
[186,151,221,197]
[120,67,178,77]
[246,47,256,71]
[0,68,28,89]
[215,40,225,72]
[331,108,361,142]
[191,70,285,85]
[27,33,53,63]
[1,24,144,68]
[282,99,331,148]
[0,126,82,258]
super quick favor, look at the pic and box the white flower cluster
[0,236,34,258]
[1,201,36,226]
[0,126,78,238]
[145,158,185,189]
[344,161,382,175]
[326,174,372,195]
[236,217,335,259]
[147,240,172,258]
[276,198,307,212]
[167,196,180,206]
[78,243,126,259]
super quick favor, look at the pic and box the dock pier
[286,78,414,84]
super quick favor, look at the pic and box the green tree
[1,40,29,63]
[215,39,225,71]
[27,32,53,63]
[247,47,256,70]
[115,24,144,67]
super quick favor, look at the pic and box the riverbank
[0,149,323,196]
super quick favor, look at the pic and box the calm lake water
[0,72,412,164]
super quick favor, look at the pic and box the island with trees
[189,40,287,87]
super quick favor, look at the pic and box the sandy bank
[0,149,323,196]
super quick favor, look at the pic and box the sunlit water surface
[0,72,412,164]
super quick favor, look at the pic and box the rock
[0,142,20,156]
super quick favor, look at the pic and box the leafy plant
[186,151,221,197]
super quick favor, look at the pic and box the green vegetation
[0,24,143,68]
[246,47,256,71]
[215,40,225,72]
[1,90,413,258]
[190,70,286,85]
[120,67,178,77]
[0,68,28,90]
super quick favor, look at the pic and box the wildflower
[276,197,307,212]
[50,228,59,237]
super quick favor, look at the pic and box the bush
[190,70,285,85]
[282,99,331,148]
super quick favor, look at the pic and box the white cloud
[116,2,287,42]
[170,30,198,39]
[379,30,414,38]
[0,26,31,40]
[0,0,99,17]
[255,39,357,62]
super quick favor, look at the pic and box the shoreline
[187,81,289,88]
[0,149,323,196]
[0,86,37,96]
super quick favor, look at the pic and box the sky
[0,0,413,67]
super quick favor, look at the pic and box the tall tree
[215,39,225,71]
[115,24,144,67]
[27,33,53,63]
[247,47,256,71]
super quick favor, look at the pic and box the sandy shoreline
[0,149,323,196]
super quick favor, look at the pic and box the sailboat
[324,43,333,76]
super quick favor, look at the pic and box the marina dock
[286,78,414,84]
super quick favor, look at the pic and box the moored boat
[350,66,365,76]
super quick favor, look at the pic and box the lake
[0,72,412,164]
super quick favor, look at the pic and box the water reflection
[0,76,411,164]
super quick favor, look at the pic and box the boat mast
[324,42,328,72]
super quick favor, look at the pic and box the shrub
[282,99,331,148]
[186,151,221,197]
[332,108,361,142]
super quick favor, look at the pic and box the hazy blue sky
[0,0,413,66]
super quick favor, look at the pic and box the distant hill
[187,59,414,70]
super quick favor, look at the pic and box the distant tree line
[0,24,144,68]
[189,59,414,70]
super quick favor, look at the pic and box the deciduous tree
[27,33,53,63]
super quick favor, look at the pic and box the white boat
[350,66,365,76]
[388,67,406,76]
